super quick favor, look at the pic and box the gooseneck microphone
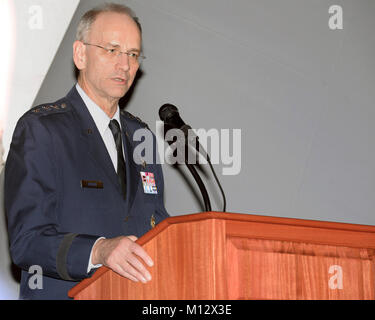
[159,104,184,127]
[159,103,226,212]
[159,104,192,137]
[159,104,205,158]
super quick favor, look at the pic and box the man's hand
[91,236,153,283]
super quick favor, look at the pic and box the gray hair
[76,3,142,42]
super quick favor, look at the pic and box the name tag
[80,180,104,189]
[140,172,158,194]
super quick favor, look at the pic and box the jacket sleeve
[5,114,100,281]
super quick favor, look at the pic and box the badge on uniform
[140,172,158,194]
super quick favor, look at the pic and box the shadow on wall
[0,129,4,168]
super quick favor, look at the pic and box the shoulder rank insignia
[31,102,68,114]
[121,110,150,130]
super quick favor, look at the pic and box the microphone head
[159,103,178,122]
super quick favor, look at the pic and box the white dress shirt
[75,83,123,273]
[76,83,123,172]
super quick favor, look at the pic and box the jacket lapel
[119,114,140,212]
[66,86,121,194]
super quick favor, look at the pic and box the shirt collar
[75,83,121,136]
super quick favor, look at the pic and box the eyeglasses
[83,42,146,64]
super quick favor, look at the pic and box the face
[74,12,142,107]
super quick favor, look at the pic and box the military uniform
[4,86,169,299]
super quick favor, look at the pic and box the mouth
[111,77,127,85]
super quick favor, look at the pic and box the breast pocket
[72,178,116,209]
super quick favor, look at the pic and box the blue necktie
[109,119,127,199]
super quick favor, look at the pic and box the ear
[73,40,87,70]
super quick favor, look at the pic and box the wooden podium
[68,212,375,300]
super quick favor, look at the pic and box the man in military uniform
[4,3,169,299]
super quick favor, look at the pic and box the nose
[116,52,130,72]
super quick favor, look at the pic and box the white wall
[35,0,374,225]
[0,0,79,300]
[1,0,80,161]
[127,0,375,224]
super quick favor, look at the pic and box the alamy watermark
[28,5,43,30]
[26,263,343,292]
[328,264,343,290]
[328,5,343,30]
[132,121,242,176]
[28,265,43,290]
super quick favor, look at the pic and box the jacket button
[150,214,156,228]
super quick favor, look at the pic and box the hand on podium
[91,236,154,284]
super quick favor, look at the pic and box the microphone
[158,103,226,212]
[159,103,192,137]
[159,104,204,157]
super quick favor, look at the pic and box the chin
[108,86,129,99]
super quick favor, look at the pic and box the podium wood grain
[69,212,375,300]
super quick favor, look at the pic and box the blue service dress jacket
[4,86,169,300]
